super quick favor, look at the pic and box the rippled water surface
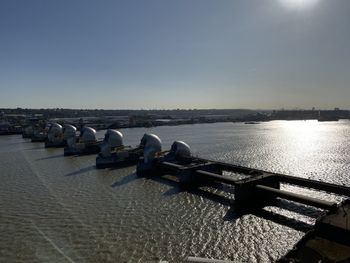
[1,120,350,262]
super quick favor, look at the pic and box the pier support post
[234,175,280,207]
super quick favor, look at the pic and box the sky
[0,0,349,109]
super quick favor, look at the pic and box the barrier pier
[147,157,350,211]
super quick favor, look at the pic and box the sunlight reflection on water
[0,120,349,262]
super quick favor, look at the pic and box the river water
[1,120,349,262]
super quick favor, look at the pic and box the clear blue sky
[1,0,349,109]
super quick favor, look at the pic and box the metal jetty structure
[136,141,350,211]
[135,139,350,262]
[147,157,348,210]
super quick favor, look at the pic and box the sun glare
[279,120,323,157]
[280,0,319,9]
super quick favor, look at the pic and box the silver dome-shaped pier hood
[64,126,103,156]
[45,123,66,148]
[140,133,162,164]
[169,141,191,161]
[80,127,97,142]
[95,132,153,169]
[63,124,77,148]
[136,139,193,176]
[99,129,124,158]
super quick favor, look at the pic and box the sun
[280,0,319,9]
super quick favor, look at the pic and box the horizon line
[1,107,349,111]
